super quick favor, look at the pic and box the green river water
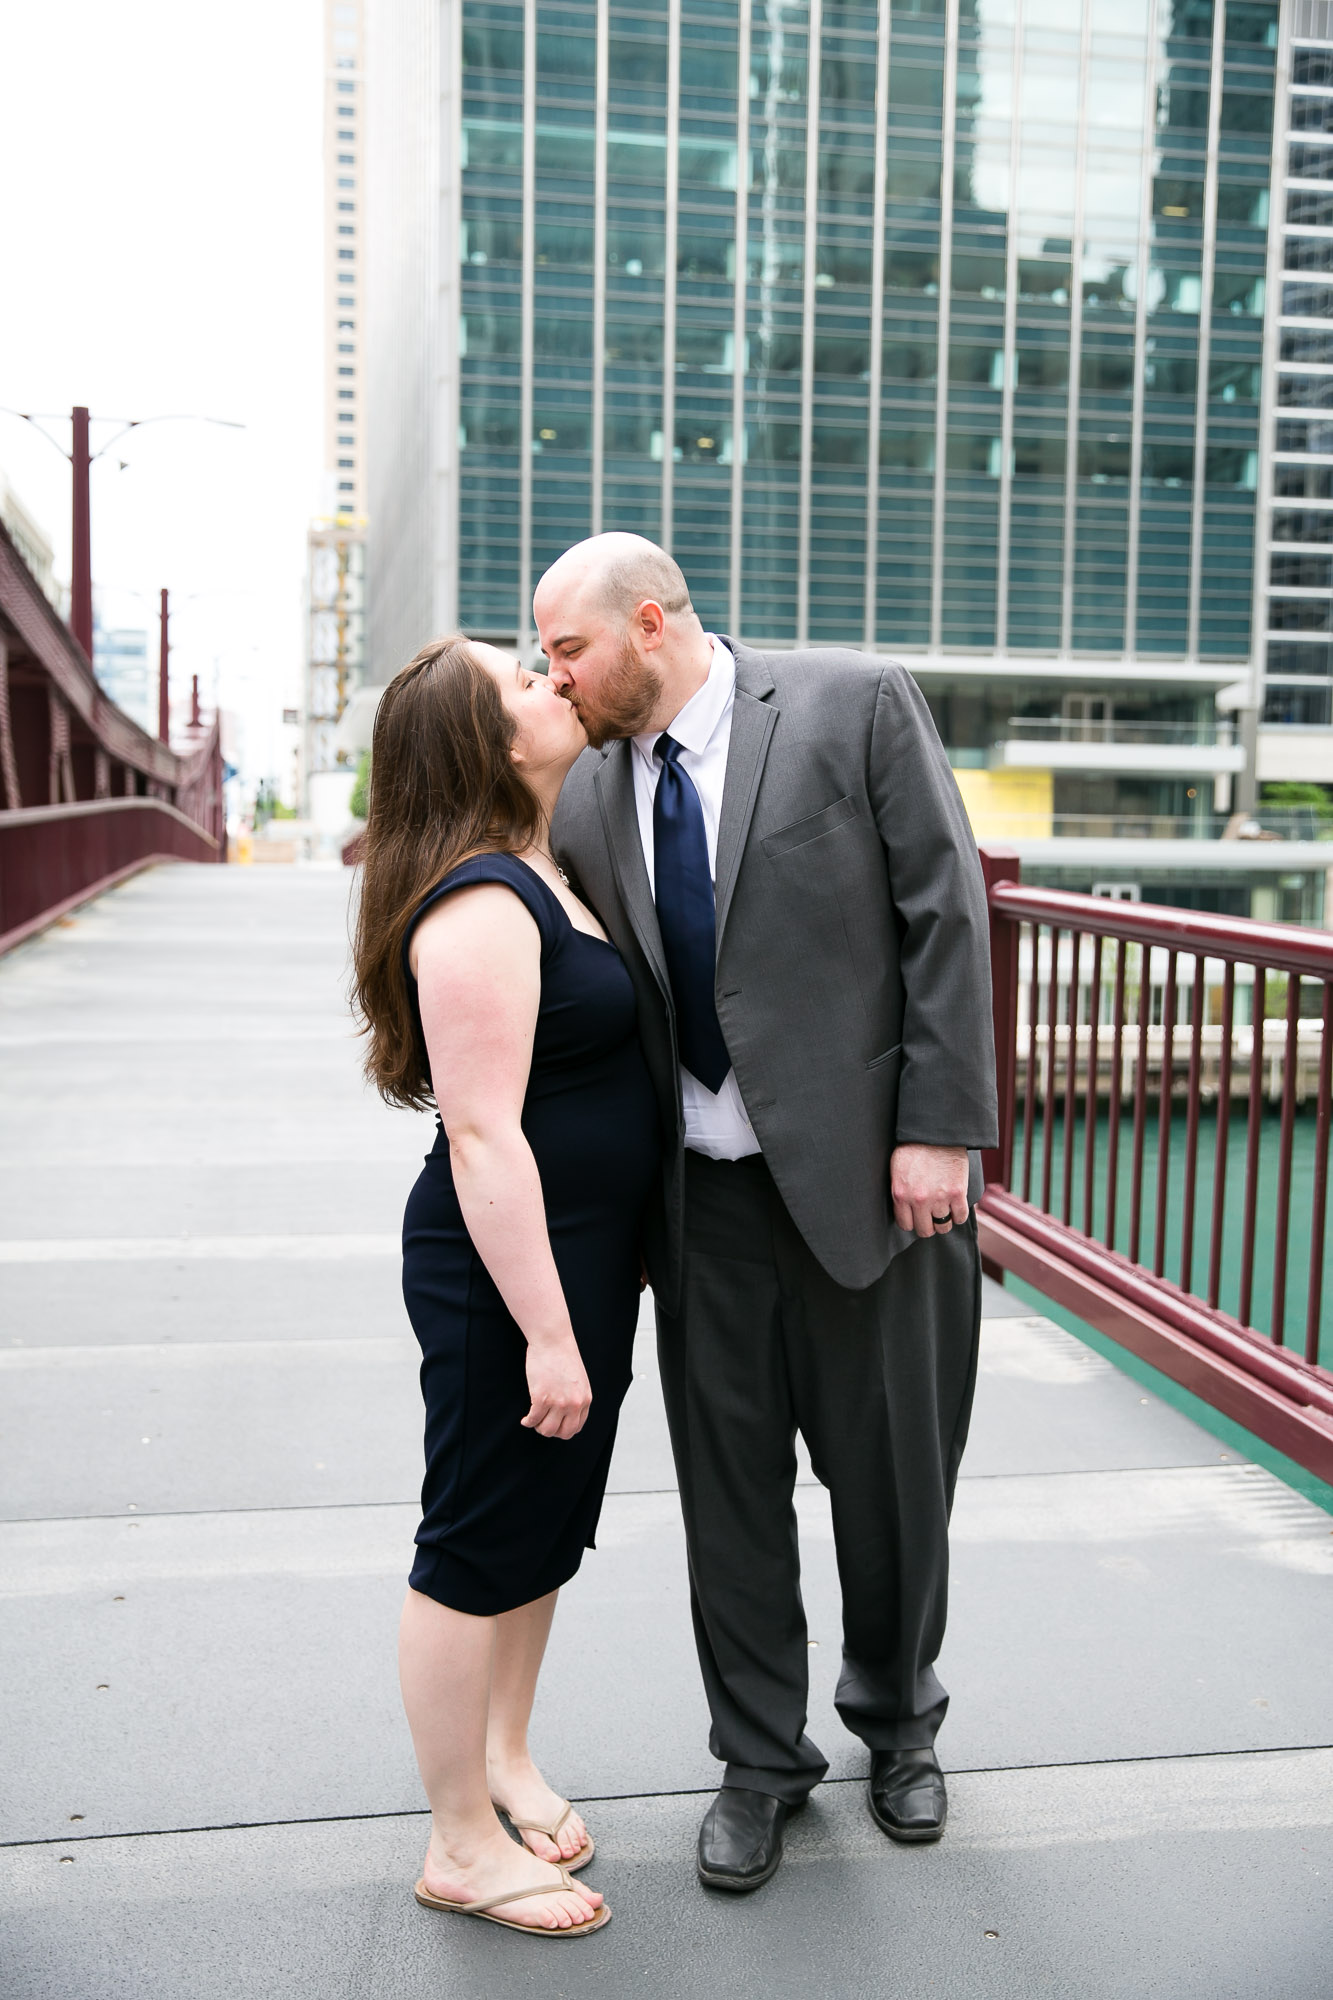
[1000,1104,1333,1512]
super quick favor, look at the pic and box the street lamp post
[70,407,93,656]
[0,405,243,670]
[159,589,171,744]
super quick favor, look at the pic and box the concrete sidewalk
[2,863,1330,1999]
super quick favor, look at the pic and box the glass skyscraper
[92,621,153,737]
[368,0,1328,833]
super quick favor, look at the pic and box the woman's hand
[521,1336,593,1440]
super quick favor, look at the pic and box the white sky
[0,0,324,793]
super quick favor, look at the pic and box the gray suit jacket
[551,640,998,1313]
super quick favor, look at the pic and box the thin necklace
[530,845,569,887]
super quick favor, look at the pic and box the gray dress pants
[655,1150,981,1804]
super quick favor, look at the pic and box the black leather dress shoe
[868,1748,947,1843]
[697,1788,793,1891]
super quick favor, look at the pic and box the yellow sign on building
[952,767,1054,842]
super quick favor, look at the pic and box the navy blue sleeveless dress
[401,853,659,1615]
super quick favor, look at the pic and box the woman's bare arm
[411,885,591,1439]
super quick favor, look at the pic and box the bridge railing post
[979,846,1020,1194]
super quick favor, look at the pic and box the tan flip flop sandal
[501,1800,595,1872]
[413,1866,610,1937]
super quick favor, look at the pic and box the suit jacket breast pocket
[760,794,859,859]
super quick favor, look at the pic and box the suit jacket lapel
[593,738,670,995]
[714,641,778,947]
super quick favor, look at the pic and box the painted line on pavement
[0,1235,398,1264]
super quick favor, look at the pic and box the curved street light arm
[90,414,246,464]
[0,407,75,464]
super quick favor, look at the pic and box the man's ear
[636,601,667,650]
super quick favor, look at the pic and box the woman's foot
[488,1757,590,1865]
[420,1825,602,1932]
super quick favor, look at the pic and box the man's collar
[632,634,736,763]
[722,636,777,703]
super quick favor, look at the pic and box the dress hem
[408,1542,587,1618]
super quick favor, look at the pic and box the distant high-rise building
[303,0,368,802]
[367,0,1320,837]
[92,620,153,735]
[325,0,367,522]
[306,524,366,779]
[1258,0,1333,791]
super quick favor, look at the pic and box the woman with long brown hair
[352,635,658,1938]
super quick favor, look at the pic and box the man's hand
[890,1144,970,1239]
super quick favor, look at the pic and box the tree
[349,751,370,821]
[1260,781,1333,819]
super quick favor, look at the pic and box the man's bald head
[535,533,692,630]
[534,533,711,746]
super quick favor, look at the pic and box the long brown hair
[351,634,543,1108]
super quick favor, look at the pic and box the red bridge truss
[0,518,223,954]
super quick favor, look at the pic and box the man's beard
[566,637,663,747]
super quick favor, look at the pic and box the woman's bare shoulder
[409,880,540,980]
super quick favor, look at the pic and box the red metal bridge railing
[0,791,222,955]
[0,517,225,954]
[977,848,1333,1484]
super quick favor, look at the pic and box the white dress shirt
[630,636,762,1161]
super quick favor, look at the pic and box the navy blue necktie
[653,734,731,1093]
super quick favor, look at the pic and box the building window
[338,366,355,377]
[1271,552,1332,590]
[338,225,355,236]
[338,481,355,492]
[1294,48,1333,87]
[338,459,354,470]
[1269,597,1331,632]
[338,434,354,447]
[1267,640,1332,676]
[1264,685,1332,726]
[338,294,354,307]
[337,129,354,141]
[1280,326,1333,364]
[1291,95,1333,135]
[338,249,355,261]
[338,390,355,401]
[1277,417,1333,453]
[337,177,355,188]
[1279,373,1333,411]
[338,153,354,165]
[1272,508,1333,542]
[338,343,355,354]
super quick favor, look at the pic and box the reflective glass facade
[440,0,1277,660]
[92,623,152,737]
